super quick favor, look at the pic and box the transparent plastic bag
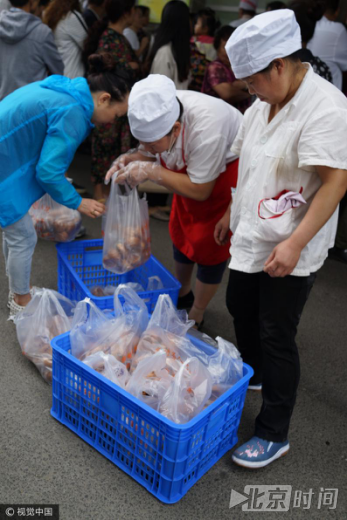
[131,294,200,372]
[160,357,213,424]
[70,298,111,360]
[146,276,163,291]
[102,182,151,274]
[29,193,81,242]
[71,285,148,370]
[83,352,129,388]
[126,350,173,410]
[209,337,243,386]
[15,289,75,383]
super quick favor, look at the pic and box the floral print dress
[91,28,139,185]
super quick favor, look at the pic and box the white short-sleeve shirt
[54,11,87,79]
[229,64,347,277]
[160,91,243,184]
[123,28,140,51]
[307,16,347,90]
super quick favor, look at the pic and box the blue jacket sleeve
[35,104,90,208]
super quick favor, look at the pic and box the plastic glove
[115,161,162,188]
[104,148,138,185]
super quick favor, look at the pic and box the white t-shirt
[160,90,243,184]
[307,16,347,90]
[229,65,347,277]
[54,11,88,79]
[230,14,253,29]
[123,27,140,51]
[150,43,190,90]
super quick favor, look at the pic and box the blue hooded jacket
[0,75,94,227]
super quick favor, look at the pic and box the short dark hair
[213,25,234,50]
[10,0,30,7]
[166,98,184,135]
[325,0,339,12]
[240,8,256,16]
[266,1,287,10]
[88,0,106,6]
[136,5,150,16]
[196,7,219,36]
[258,50,302,75]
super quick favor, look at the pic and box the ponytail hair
[87,53,131,102]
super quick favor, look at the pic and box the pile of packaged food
[70,288,243,424]
[15,284,243,424]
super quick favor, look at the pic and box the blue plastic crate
[51,332,253,504]
[56,239,181,312]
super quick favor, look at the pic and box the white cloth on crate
[307,16,347,91]
[128,74,180,142]
[160,90,243,184]
[228,64,347,276]
[123,27,140,51]
[226,10,301,79]
[150,43,190,90]
[54,11,87,79]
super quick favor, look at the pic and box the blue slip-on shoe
[232,436,290,469]
[248,383,262,391]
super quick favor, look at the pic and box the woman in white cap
[230,0,258,29]
[105,74,243,328]
[214,9,347,468]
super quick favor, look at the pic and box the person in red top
[105,75,243,329]
[202,25,252,113]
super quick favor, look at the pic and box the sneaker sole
[232,445,290,469]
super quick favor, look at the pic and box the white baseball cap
[128,75,180,142]
[239,0,258,10]
[226,9,302,79]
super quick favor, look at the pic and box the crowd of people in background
[0,0,346,245]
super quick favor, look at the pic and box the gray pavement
[1,152,346,519]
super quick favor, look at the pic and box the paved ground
[1,152,346,519]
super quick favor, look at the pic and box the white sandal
[7,286,38,308]
[8,298,27,321]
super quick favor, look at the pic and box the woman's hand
[116,161,161,188]
[264,238,302,277]
[78,198,105,218]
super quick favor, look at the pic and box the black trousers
[226,269,316,442]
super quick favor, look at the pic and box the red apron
[160,128,238,265]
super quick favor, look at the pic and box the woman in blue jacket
[0,52,130,317]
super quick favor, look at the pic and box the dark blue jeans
[226,269,316,442]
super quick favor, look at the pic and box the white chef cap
[226,9,301,79]
[239,0,257,10]
[128,74,180,142]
